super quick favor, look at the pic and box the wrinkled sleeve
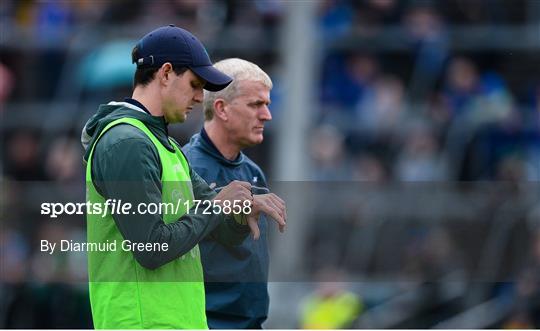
[91,125,230,269]
[189,166,250,246]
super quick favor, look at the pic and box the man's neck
[204,121,241,161]
[131,86,163,117]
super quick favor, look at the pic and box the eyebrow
[248,99,271,105]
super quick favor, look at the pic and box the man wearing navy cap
[81,25,285,329]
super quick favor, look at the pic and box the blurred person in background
[502,309,534,329]
[355,74,405,136]
[443,56,481,119]
[0,227,32,328]
[183,58,287,329]
[0,228,29,285]
[402,4,448,102]
[309,124,352,181]
[394,123,448,181]
[352,153,388,182]
[318,0,354,39]
[45,137,83,182]
[353,0,402,35]
[443,56,513,123]
[0,62,14,107]
[80,25,284,329]
[299,269,363,329]
[441,56,521,180]
[30,0,76,99]
[320,52,379,118]
[4,131,44,181]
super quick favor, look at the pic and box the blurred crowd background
[1,0,539,328]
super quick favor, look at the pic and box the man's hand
[213,180,252,205]
[213,180,256,237]
[213,182,286,240]
[247,193,287,240]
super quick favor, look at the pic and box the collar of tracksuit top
[199,127,245,167]
[125,97,150,114]
[81,98,175,164]
[124,98,173,149]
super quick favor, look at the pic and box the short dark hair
[131,46,188,87]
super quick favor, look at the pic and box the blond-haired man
[183,58,286,329]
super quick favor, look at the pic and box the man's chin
[169,115,186,124]
[250,135,264,145]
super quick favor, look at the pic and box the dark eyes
[191,81,204,89]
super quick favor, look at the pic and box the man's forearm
[110,204,227,269]
[190,167,251,245]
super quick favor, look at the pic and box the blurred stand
[1,0,540,328]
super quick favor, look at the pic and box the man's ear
[213,99,228,121]
[159,63,173,85]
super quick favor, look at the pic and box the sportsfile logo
[40,199,252,218]
[41,200,130,219]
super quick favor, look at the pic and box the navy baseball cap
[133,24,232,91]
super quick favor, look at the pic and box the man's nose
[193,89,203,103]
[259,105,272,121]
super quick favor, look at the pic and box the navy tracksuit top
[183,129,270,329]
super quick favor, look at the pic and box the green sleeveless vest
[86,118,207,329]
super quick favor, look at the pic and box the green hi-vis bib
[85,118,207,329]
